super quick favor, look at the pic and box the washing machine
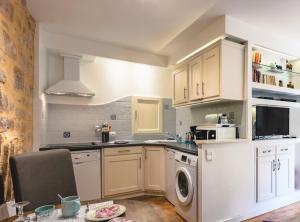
[175,151,198,222]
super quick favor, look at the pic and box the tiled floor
[244,201,300,222]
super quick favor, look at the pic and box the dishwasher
[71,150,101,201]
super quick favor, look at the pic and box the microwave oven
[195,126,236,140]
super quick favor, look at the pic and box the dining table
[1,199,164,222]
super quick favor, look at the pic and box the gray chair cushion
[10,149,77,211]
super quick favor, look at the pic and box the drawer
[103,146,143,156]
[256,146,276,157]
[277,144,293,155]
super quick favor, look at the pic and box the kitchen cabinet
[102,147,143,197]
[257,154,276,201]
[173,65,188,105]
[276,145,294,196]
[144,146,165,191]
[256,145,294,202]
[172,39,244,106]
[132,97,163,134]
[189,56,203,101]
[202,45,220,98]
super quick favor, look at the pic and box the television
[253,106,289,139]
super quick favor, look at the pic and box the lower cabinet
[144,146,165,191]
[257,145,294,202]
[102,147,143,197]
[102,146,165,198]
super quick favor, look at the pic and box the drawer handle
[118,150,131,153]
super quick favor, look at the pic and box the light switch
[205,149,213,161]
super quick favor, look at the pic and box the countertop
[196,138,250,145]
[40,140,199,155]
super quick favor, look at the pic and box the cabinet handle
[139,157,142,169]
[202,82,205,96]
[118,150,131,153]
[278,158,281,171]
[272,159,276,172]
[285,148,288,151]
[196,83,200,96]
[183,88,187,99]
[145,149,147,159]
[135,110,138,120]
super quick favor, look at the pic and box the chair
[9,149,77,211]
[0,174,4,205]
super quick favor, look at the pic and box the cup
[61,196,81,218]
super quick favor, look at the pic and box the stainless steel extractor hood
[45,55,95,97]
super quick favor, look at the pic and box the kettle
[218,114,229,125]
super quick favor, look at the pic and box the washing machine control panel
[175,152,198,167]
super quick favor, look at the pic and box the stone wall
[0,0,35,200]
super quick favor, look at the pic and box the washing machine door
[175,166,194,206]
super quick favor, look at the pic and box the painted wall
[44,54,172,105]
[0,0,35,200]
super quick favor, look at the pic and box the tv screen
[255,106,289,138]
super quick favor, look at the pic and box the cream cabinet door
[189,56,203,101]
[173,65,188,104]
[276,154,294,196]
[257,155,276,202]
[132,97,163,134]
[103,154,143,197]
[202,45,220,98]
[144,147,165,191]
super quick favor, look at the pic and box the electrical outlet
[110,114,117,120]
[63,131,71,138]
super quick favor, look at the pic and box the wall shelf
[251,82,300,96]
[252,98,300,108]
[253,62,300,77]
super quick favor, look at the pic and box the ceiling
[27,0,300,57]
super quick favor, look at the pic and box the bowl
[34,205,55,220]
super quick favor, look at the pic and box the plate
[86,204,126,221]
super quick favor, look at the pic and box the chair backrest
[0,174,4,205]
[9,149,77,211]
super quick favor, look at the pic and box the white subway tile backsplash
[45,96,175,144]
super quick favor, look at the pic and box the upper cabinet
[189,56,203,101]
[172,40,245,106]
[132,97,163,134]
[173,66,189,104]
[202,46,220,98]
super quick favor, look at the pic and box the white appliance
[195,125,236,140]
[71,150,101,201]
[165,149,177,205]
[175,151,198,222]
[45,55,95,97]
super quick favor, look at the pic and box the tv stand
[253,135,297,140]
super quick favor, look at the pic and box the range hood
[45,55,95,97]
